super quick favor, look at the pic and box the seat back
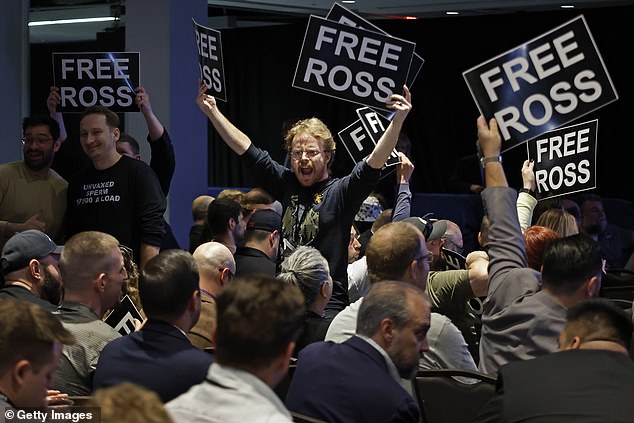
[412,369,496,423]
[601,269,634,302]
[290,411,328,423]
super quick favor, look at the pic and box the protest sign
[326,2,424,88]
[463,15,617,151]
[293,15,416,110]
[526,119,597,200]
[441,247,466,270]
[193,19,227,101]
[104,295,143,336]
[356,107,400,167]
[52,52,140,113]
[338,119,375,164]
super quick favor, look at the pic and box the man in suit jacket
[286,281,430,423]
[474,298,634,423]
[93,250,213,402]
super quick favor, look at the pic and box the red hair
[524,226,560,271]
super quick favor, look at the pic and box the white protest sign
[441,247,466,270]
[293,15,416,110]
[104,295,143,336]
[463,15,617,151]
[52,52,140,113]
[356,107,400,167]
[193,19,227,101]
[526,119,597,200]
[326,2,424,88]
[338,119,375,164]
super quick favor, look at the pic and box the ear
[13,359,31,387]
[569,335,582,350]
[324,150,333,165]
[408,259,419,281]
[219,268,230,287]
[586,275,601,297]
[29,259,42,280]
[189,290,201,312]
[379,318,395,345]
[319,280,330,299]
[112,127,120,142]
[53,139,62,153]
[96,273,107,292]
[228,218,236,231]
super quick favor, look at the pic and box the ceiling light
[446,11,459,15]
[28,16,117,27]
[560,4,575,8]
[341,0,355,3]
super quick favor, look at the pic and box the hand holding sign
[196,80,218,117]
[386,85,412,124]
[521,159,537,192]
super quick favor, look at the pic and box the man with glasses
[0,116,66,250]
[196,81,412,318]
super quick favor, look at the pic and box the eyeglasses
[290,149,324,160]
[414,252,434,264]
[21,136,53,146]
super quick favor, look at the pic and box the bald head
[192,195,214,223]
[193,242,235,274]
[439,219,463,253]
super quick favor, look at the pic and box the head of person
[59,231,127,316]
[371,209,393,233]
[561,197,581,228]
[116,133,141,160]
[119,244,142,314]
[241,188,276,217]
[88,382,172,423]
[531,197,562,226]
[216,188,244,204]
[1,230,64,306]
[535,208,579,237]
[21,115,61,172]
[284,117,335,187]
[192,242,236,291]
[348,225,362,264]
[191,195,214,224]
[357,281,430,379]
[439,220,464,254]
[214,275,304,387]
[579,193,607,235]
[244,209,282,261]
[0,300,75,408]
[402,217,446,270]
[79,106,121,163]
[205,198,245,243]
[278,246,332,316]
[354,195,384,235]
[524,225,560,271]
[541,233,602,299]
[366,221,429,290]
[140,250,201,330]
[558,298,633,353]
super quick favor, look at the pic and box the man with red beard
[0,116,66,250]
[196,82,412,317]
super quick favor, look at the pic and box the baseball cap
[403,216,447,242]
[1,230,63,274]
[246,209,282,232]
[355,196,383,222]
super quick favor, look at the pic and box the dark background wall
[30,6,634,202]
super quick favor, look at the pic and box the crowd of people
[0,79,633,423]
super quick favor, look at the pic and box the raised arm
[392,151,414,222]
[196,81,251,155]
[135,87,164,141]
[476,116,506,188]
[516,159,537,232]
[366,86,412,169]
[47,86,67,143]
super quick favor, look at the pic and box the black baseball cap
[1,230,63,274]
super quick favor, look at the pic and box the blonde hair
[283,117,335,153]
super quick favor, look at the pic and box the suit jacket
[234,246,277,277]
[93,319,213,402]
[475,349,634,423]
[286,336,420,423]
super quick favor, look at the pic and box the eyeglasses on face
[21,136,53,146]
[289,149,324,160]
[414,252,434,264]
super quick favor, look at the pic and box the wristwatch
[480,155,502,168]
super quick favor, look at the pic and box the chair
[601,269,634,302]
[290,411,327,423]
[273,362,297,401]
[412,369,497,423]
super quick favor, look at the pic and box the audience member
[326,221,477,372]
[52,231,126,395]
[196,81,412,317]
[278,246,333,355]
[234,209,281,277]
[89,382,173,423]
[189,195,214,253]
[198,197,245,255]
[535,208,579,237]
[241,187,281,216]
[65,106,166,267]
[216,188,244,203]
[93,250,213,402]
[0,230,63,311]
[474,298,634,422]
[188,242,236,350]
[167,275,304,423]
[353,194,383,254]
[347,225,362,264]
[523,226,560,271]
[579,193,634,269]
[476,116,602,375]
[118,244,143,316]
[0,116,66,249]
[0,300,75,410]
[286,281,428,423]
